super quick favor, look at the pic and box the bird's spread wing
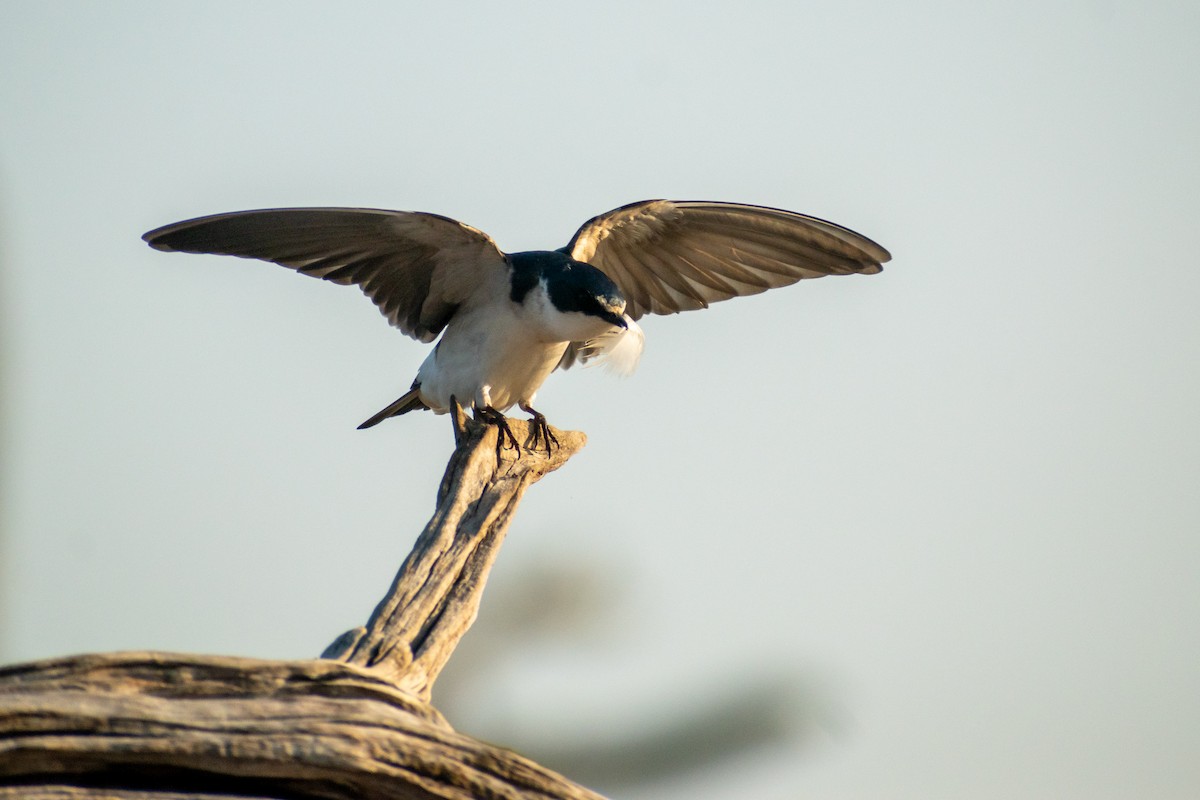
[143,208,508,342]
[565,200,891,320]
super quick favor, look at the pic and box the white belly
[414,306,568,414]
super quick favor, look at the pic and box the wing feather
[565,200,889,319]
[143,207,507,341]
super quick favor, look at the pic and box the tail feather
[357,386,429,429]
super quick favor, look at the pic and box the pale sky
[2,2,1198,798]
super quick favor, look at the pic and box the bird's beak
[600,310,628,329]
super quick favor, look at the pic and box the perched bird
[143,200,889,449]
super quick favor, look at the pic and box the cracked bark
[0,414,602,800]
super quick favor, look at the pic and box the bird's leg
[475,405,520,457]
[519,402,559,455]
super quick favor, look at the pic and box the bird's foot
[520,403,559,455]
[476,406,520,458]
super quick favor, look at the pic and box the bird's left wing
[143,207,508,342]
[565,200,891,320]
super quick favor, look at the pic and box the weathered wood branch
[327,409,586,699]
[0,415,602,800]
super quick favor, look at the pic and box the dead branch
[0,416,602,800]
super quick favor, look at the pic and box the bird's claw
[525,410,559,455]
[477,406,520,458]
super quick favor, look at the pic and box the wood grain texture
[0,416,602,800]
[328,414,587,697]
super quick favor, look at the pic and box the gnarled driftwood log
[0,412,602,800]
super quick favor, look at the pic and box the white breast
[414,300,568,413]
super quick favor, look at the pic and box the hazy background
[2,2,1198,798]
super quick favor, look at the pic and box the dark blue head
[508,250,627,328]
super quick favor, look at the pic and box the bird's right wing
[143,207,508,342]
[565,200,890,320]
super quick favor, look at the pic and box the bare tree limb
[0,417,602,800]
[329,414,586,698]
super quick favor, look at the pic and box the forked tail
[357,386,429,429]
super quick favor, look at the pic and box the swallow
[143,200,889,450]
